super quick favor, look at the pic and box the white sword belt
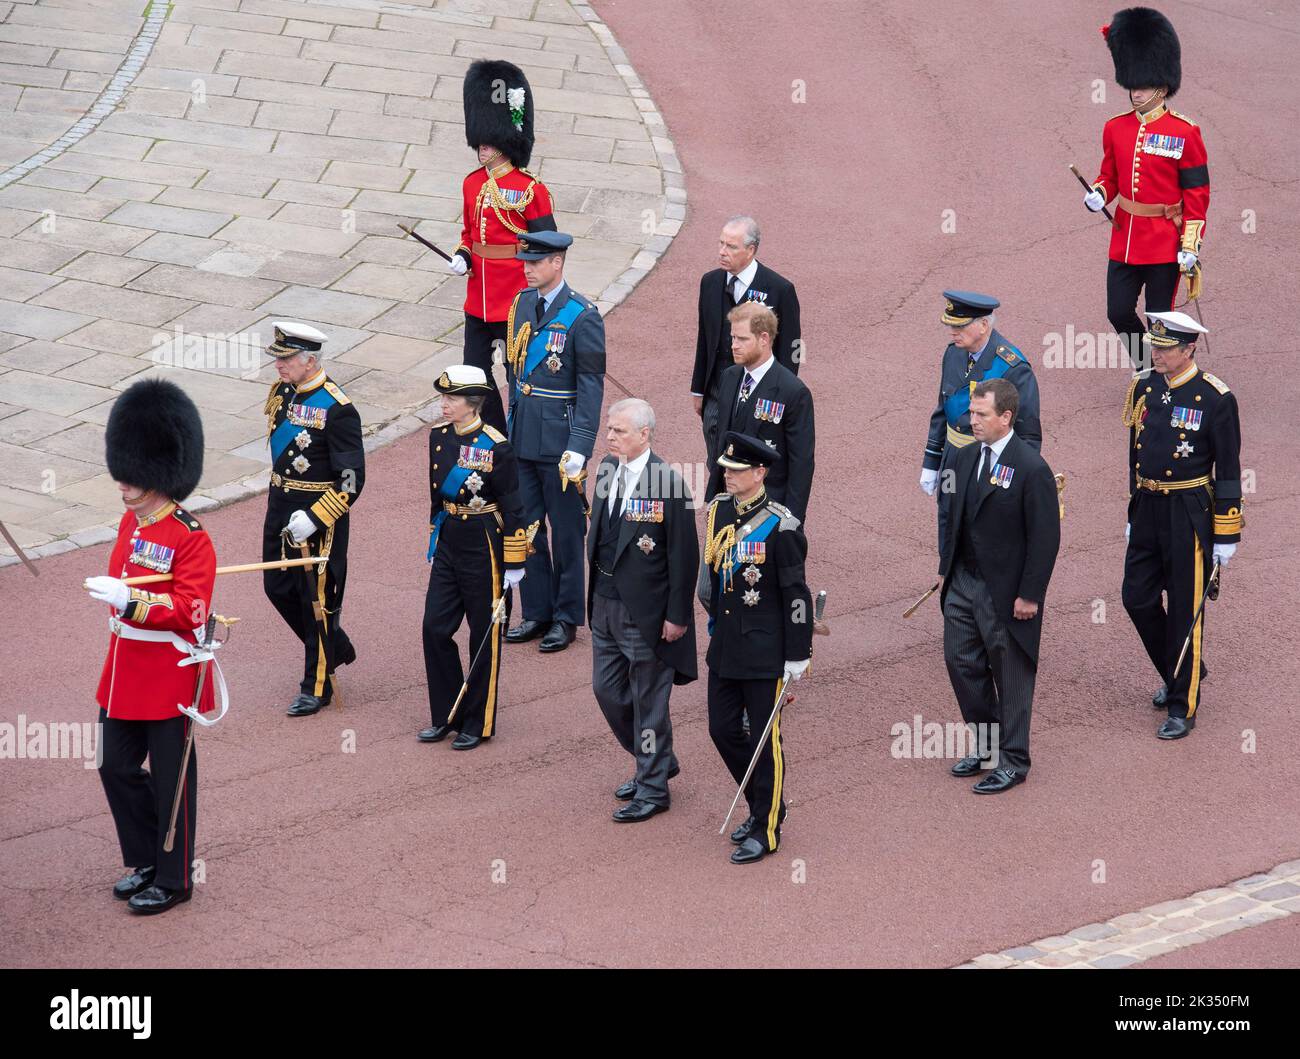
[107,616,230,725]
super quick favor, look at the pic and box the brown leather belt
[1135,474,1210,494]
[471,242,519,259]
[1118,195,1183,224]
[443,500,500,516]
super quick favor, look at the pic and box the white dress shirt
[609,447,651,517]
[726,258,759,302]
[979,429,1015,475]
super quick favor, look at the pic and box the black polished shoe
[1152,684,1169,709]
[451,732,484,750]
[614,779,637,801]
[612,799,668,823]
[112,866,155,900]
[950,754,990,777]
[730,836,773,864]
[286,693,326,717]
[1157,716,1195,740]
[730,816,756,844]
[539,621,576,653]
[418,724,453,743]
[506,619,547,644]
[972,767,1025,794]
[127,884,192,915]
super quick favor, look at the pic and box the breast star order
[742,564,761,585]
[295,430,312,450]
[292,455,310,474]
[1175,441,1193,457]
[743,588,760,606]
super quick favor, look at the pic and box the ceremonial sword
[1172,560,1221,681]
[284,528,343,710]
[446,596,509,725]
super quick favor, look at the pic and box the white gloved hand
[503,568,525,588]
[1177,250,1198,272]
[919,468,939,496]
[447,254,468,276]
[1212,542,1236,567]
[562,451,586,477]
[1125,523,1131,542]
[1084,189,1106,212]
[286,510,316,544]
[783,659,810,682]
[85,575,130,612]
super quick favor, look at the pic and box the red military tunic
[455,162,554,324]
[94,503,217,721]
[1092,104,1209,265]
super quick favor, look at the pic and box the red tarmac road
[2,1,1298,968]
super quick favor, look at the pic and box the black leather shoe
[418,725,453,743]
[335,638,356,667]
[112,866,155,900]
[950,754,989,777]
[730,836,773,864]
[127,884,192,915]
[614,779,637,801]
[730,816,756,844]
[612,799,668,822]
[1157,716,1195,740]
[539,621,576,652]
[287,693,326,717]
[1152,684,1168,709]
[972,767,1025,794]
[506,619,547,644]
[451,731,484,750]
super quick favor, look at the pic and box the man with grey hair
[262,321,365,717]
[691,216,802,468]
[587,398,698,820]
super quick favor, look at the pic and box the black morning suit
[940,432,1060,773]
[692,263,801,465]
[700,492,812,851]
[706,358,815,522]
[587,453,698,805]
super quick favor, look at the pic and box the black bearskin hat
[463,59,535,168]
[1103,7,1182,97]
[105,379,204,501]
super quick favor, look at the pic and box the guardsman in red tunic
[447,59,557,434]
[1086,8,1209,369]
[84,379,215,915]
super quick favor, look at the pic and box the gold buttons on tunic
[522,384,532,395]
[1195,395,1202,402]
[1165,470,1173,477]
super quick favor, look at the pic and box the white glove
[783,659,810,682]
[85,575,129,612]
[1177,250,1198,272]
[562,451,585,477]
[286,510,316,544]
[503,568,525,588]
[919,468,939,496]
[1212,543,1236,567]
[1125,523,1131,542]
[447,254,468,276]
[1084,189,1106,212]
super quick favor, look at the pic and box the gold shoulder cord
[1121,375,1143,428]
[485,173,535,236]
[506,297,531,374]
[704,501,738,591]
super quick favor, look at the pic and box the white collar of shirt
[541,281,567,313]
[610,448,651,514]
[727,259,759,300]
[744,354,775,389]
[982,429,1014,468]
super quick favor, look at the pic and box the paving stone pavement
[957,857,1300,969]
[0,0,684,565]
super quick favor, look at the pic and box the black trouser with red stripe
[423,516,508,738]
[462,314,509,435]
[1122,491,1212,720]
[98,709,195,893]
[262,502,352,702]
[708,671,786,851]
[1107,260,1182,369]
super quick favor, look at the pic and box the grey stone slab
[104,201,233,238]
[0,408,77,445]
[127,232,225,267]
[56,252,155,286]
[24,420,106,462]
[366,302,463,342]
[60,318,160,356]
[127,263,284,310]
[257,286,393,328]
[34,280,194,328]
[0,264,62,301]
[0,298,94,340]
[0,338,94,374]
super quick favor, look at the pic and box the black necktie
[535,296,546,326]
[978,445,992,488]
[726,276,737,303]
[607,467,625,529]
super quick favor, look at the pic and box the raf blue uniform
[504,232,606,638]
[923,292,1041,559]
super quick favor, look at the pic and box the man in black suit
[705,301,815,521]
[940,378,1060,794]
[691,216,801,467]
[588,399,698,821]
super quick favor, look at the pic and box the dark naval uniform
[504,235,606,634]
[422,406,528,742]
[262,368,365,707]
[700,440,812,859]
[1122,347,1241,729]
[924,294,1041,559]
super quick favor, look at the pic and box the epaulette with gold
[995,344,1021,365]
[1108,108,1134,122]
[171,506,201,532]
[1169,108,1198,127]
[1201,372,1230,395]
[263,381,282,414]
[482,424,506,443]
[766,501,801,532]
[323,380,351,406]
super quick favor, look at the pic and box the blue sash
[270,386,335,463]
[427,427,496,560]
[943,351,1014,427]
[523,296,584,379]
[709,512,780,635]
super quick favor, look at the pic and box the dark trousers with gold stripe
[423,517,507,738]
[708,670,786,850]
[1123,492,1211,719]
[262,503,352,702]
